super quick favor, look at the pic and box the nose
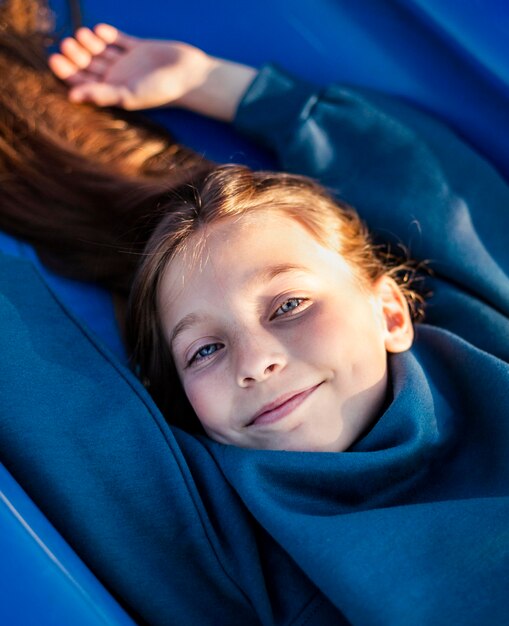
[235,331,287,388]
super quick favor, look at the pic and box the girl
[50,25,421,452]
[50,24,509,453]
[2,13,509,624]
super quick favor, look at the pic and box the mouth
[248,382,323,427]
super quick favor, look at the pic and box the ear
[374,276,414,353]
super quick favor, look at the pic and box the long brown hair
[0,0,212,293]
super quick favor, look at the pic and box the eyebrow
[251,262,310,284]
[169,263,309,347]
[170,312,206,347]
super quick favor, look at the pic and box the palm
[49,24,206,110]
[96,42,196,109]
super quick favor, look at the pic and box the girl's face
[158,211,413,452]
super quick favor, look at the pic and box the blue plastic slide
[1,1,508,623]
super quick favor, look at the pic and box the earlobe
[376,276,414,353]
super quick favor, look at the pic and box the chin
[259,435,345,453]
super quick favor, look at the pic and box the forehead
[157,211,351,319]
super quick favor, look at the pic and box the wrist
[177,56,257,122]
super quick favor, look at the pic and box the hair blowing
[125,165,424,431]
[0,0,212,293]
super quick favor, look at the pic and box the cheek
[183,379,212,421]
[288,305,351,356]
[341,309,388,383]
[294,311,339,358]
[296,304,387,375]
[182,371,230,427]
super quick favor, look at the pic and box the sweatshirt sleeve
[234,64,509,321]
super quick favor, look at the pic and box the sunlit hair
[126,165,424,428]
[0,0,211,293]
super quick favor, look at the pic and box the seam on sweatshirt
[288,591,325,626]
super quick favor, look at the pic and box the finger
[60,36,92,69]
[74,27,107,55]
[48,52,80,80]
[48,53,101,89]
[69,82,129,108]
[94,23,138,50]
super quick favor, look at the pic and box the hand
[48,24,257,122]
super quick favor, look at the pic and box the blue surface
[0,463,136,625]
[49,0,509,178]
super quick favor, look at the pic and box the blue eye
[188,343,222,366]
[198,344,219,358]
[273,298,308,318]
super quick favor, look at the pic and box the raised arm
[48,24,256,121]
[50,27,509,328]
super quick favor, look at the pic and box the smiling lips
[248,383,322,427]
